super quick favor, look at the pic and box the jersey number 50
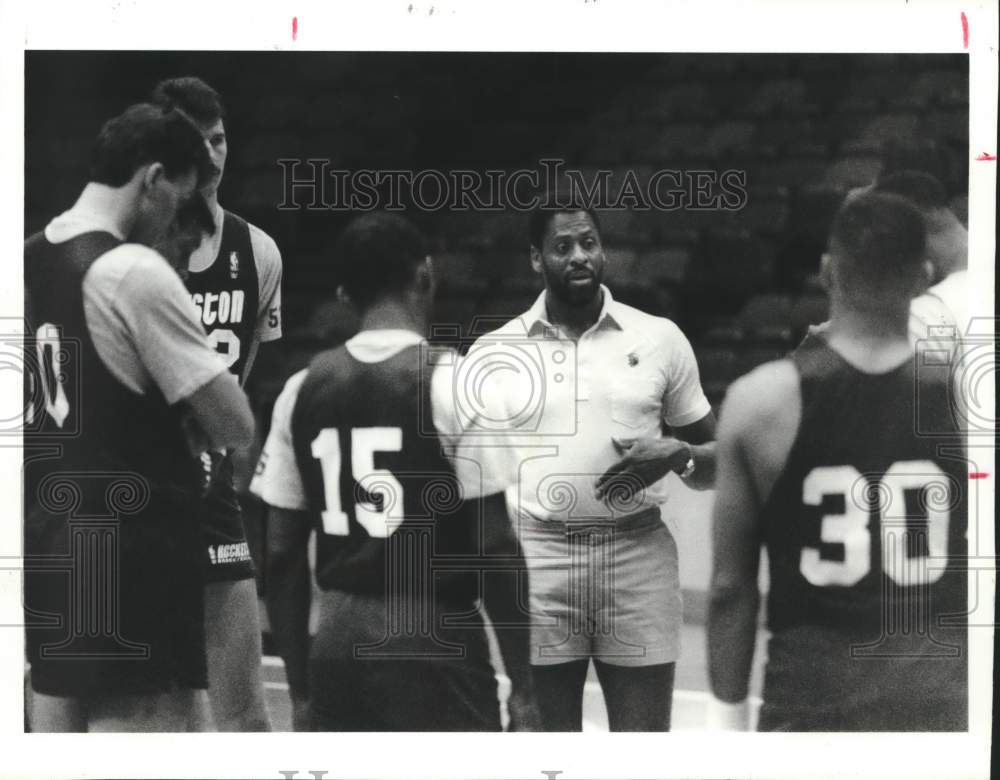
[311,427,404,538]
[800,461,950,588]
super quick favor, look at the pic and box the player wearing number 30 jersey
[707,191,967,732]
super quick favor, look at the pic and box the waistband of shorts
[517,505,663,537]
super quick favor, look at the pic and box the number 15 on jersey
[311,427,405,539]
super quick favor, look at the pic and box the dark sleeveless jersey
[23,231,201,507]
[290,344,480,607]
[184,210,258,385]
[23,231,205,691]
[756,335,968,728]
[185,210,259,548]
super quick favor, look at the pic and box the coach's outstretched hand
[506,688,543,731]
[594,436,692,501]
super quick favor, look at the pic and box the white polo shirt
[464,285,711,524]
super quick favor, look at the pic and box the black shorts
[25,490,208,698]
[759,625,968,732]
[308,590,501,731]
[200,452,255,584]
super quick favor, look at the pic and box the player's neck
[544,289,603,340]
[202,188,220,213]
[75,182,135,239]
[825,304,912,372]
[359,299,426,338]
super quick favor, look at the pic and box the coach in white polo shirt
[462,203,716,731]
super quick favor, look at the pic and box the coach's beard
[557,271,600,305]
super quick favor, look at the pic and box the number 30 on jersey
[800,460,951,588]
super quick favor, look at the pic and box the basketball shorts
[516,507,682,667]
[25,488,208,698]
[758,625,968,731]
[308,589,502,731]
[200,451,256,583]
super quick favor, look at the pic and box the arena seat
[742,78,808,117]
[737,294,794,331]
[738,186,790,235]
[694,345,740,402]
[823,156,881,189]
[861,113,921,144]
[704,121,758,155]
[634,246,692,286]
[736,343,790,374]
[913,69,967,104]
[788,294,830,338]
[432,251,493,294]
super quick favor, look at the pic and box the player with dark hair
[466,202,716,731]
[707,191,967,731]
[24,103,255,731]
[150,76,282,731]
[155,193,217,278]
[251,212,540,731]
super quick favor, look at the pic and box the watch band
[679,443,695,479]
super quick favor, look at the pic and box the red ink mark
[292,16,298,41]
[961,12,968,48]
[969,472,989,480]
[975,152,997,161]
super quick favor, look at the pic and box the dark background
[24,51,969,583]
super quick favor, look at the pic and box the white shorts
[516,508,682,667]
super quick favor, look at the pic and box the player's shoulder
[88,243,180,292]
[225,207,282,267]
[278,367,309,401]
[720,358,799,435]
[246,219,282,266]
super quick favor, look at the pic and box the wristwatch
[679,444,695,479]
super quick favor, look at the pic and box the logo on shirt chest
[229,251,240,280]
[191,289,246,327]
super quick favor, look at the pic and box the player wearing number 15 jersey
[150,77,281,731]
[707,192,967,731]
[252,212,540,731]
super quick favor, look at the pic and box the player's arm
[706,375,764,729]
[265,505,311,726]
[671,411,716,489]
[181,370,255,450]
[244,226,283,381]
[432,353,540,730]
[249,370,310,728]
[476,490,540,731]
[115,249,254,450]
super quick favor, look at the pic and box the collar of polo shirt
[523,284,624,338]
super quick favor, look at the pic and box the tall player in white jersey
[151,77,283,731]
